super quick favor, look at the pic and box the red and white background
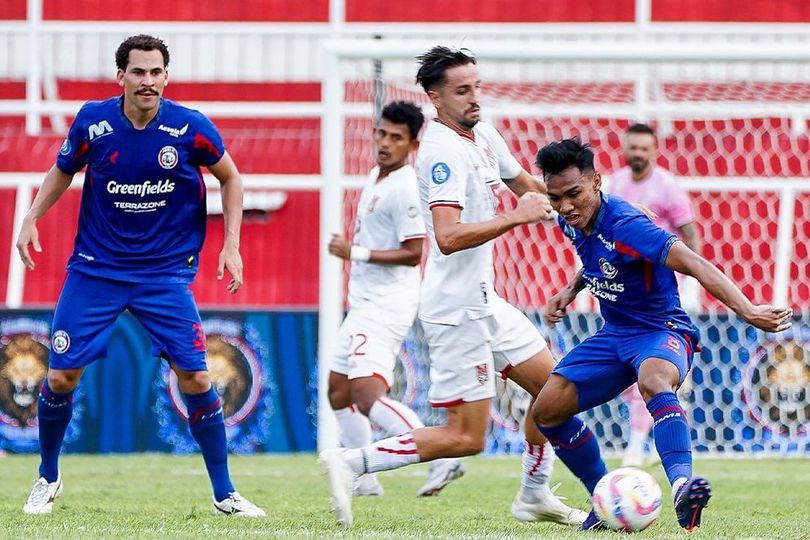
[0,0,808,455]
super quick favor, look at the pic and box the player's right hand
[512,192,553,224]
[544,290,575,326]
[742,305,793,333]
[15,217,41,271]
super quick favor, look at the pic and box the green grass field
[1,454,808,539]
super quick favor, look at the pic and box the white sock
[333,406,373,448]
[671,476,688,501]
[626,426,649,457]
[521,441,554,497]
[344,434,420,474]
[368,396,424,436]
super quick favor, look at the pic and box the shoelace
[27,480,50,505]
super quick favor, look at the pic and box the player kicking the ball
[532,138,792,531]
[326,100,463,498]
[321,46,587,529]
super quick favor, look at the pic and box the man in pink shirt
[610,123,702,468]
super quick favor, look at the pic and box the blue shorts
[552,326,696,413]
[49,272,207,371]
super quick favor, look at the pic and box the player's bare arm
[503,169,548,197]
[432,192,550,255]
[677,221,702,254]
[208,151,244,294]
[329,234,422,266]
[544,269,585,326]
[16,165,74,270]
[665,241,792,332]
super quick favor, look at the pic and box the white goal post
[318,38,810,454]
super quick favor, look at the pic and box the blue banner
[0,311,317,454]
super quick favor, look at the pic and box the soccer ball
[592,467,662,532]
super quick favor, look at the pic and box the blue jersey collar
[117,95,164,130]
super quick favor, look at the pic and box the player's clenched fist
[512,192,553,224]
[544,288,576,326]
[328,234,351,260]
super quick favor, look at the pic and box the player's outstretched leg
[646,390,711,530]
[24,375,75,515]
[182,381,265,517]
[366,397,463,497]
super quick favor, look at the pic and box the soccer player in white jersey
[327,101,463,497]
[321,46,587,529]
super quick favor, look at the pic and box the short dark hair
[380,101,425,140]
[535,137,595,180]
[115,34,170,71]
[415,46,476,92]
[626,123,656,138]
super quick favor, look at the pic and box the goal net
[323,39,810,456]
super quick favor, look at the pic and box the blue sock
[37,380,74,482]
[538,416,608,495]
[647,391,692,487]
[184,387,235,502]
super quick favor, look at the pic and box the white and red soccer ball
[592,467,662,532]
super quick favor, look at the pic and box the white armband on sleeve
[350,246,371,262]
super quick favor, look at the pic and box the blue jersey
[56,96,225,283]
[558,193,699,342]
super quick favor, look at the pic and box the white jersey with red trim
[415,120,522,324]
[348,164,426,308]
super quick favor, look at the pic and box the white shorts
[331,299,417,388]
[422,298,546,407]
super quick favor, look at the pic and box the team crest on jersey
[158,146,179,169]
[476,363,489,385]
[431,162,451,184]
[59,138,71,156]
[598,258,618,279]
[51,330,71,354]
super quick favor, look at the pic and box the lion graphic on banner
[206,336,252,420]
[0,335,49,426]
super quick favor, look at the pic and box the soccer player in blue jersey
[532,138,793,531]
[16,34,264,517]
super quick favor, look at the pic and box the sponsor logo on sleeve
[431,162,451,184]
[407,206,419,218]
[59,139,71,156]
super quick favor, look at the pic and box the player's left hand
[742,305,793,333]
[218,242,243,294]
[328,234,351,260]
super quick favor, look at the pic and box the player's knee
[532,396,570,428]
[352,394,376,417]
[46,370,80,393]
[638,374,678,401]
[175,369,211,394]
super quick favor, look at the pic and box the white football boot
[416,458,465,497]
[353,472,384,497]
[212,492,267,517]
[23,474,63,515]
[511,483,589,526]
[319,448,356,528]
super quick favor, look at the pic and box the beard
[629,158,648,173]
